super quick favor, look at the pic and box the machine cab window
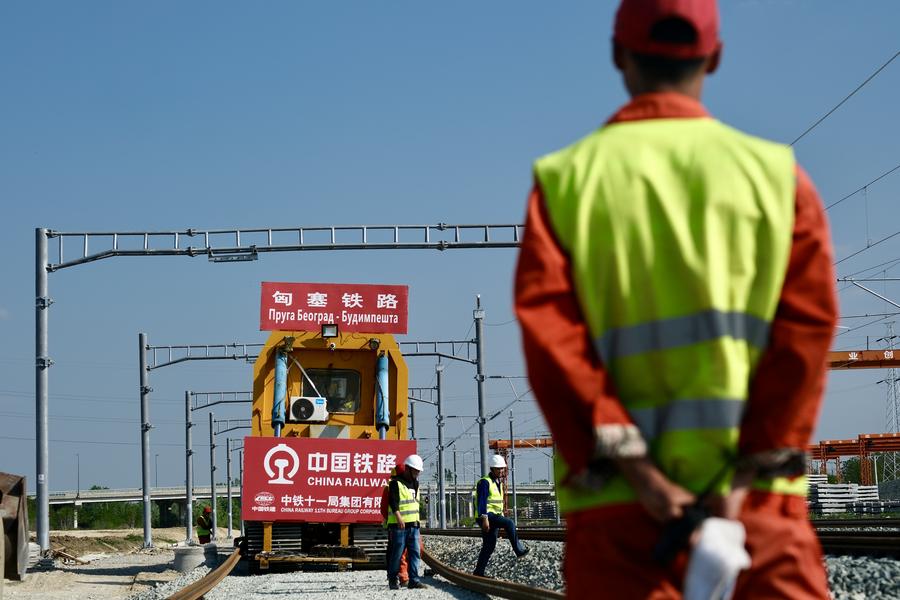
[303,369,361,414]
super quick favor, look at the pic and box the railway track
[164,519,899,599]
[424,520,900,558]
[163,544,563,600]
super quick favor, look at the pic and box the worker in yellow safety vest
[386,454,428,590]
[514,0,837,597]
[472,455,529,577]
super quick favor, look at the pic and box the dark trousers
[474,513,525,576]
[387,525,421,584]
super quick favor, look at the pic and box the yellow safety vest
[196,515,211,536]
[472,476,504,515]
[535,116,805,512]
[386,479,420,525]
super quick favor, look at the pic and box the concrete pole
[436,363,446,529]
[551,447,560,525]
[474,295,488,475]
[185,391,194,544]
[226,438,233,539]
[35,228,51,552]
[239,449,245,537]
[139,332,153,548]
[453,450,459,526]
[509,411,517,527]
[209,412,217,541]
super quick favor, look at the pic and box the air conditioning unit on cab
[287,396,329,423]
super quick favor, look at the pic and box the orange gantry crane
[809,432,900,485]
[828,350,900,370]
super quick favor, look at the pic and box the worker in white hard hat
[386,454,428,590]
[472,454,529,577]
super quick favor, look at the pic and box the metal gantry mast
[882,324,900,481]
[35,222,522,552]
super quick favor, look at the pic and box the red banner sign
[241,437,417,523]
[260,282,409,334]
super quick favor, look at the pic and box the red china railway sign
[241,437,417,523]
[259,282,408,334]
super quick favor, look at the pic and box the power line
[826,162,900,211]
[835,229,900,266]
[840,257,900,281]
[0,435,198,448]
[791,50,899,146]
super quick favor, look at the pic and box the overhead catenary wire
[826,162,900,211]
[791,50,899,146]
[835,229,900,266]
[0,434,204,448]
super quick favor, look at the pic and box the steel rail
[812,518,900,529]
[424,527,565,542]
[428,523,900,556]
[421,548,564,600]
[165,548,241,600]
[817,531,900,557]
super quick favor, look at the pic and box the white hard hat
[404,454,424,471]
[489,455,507,469]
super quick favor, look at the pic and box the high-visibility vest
[472,476,504,515]
[534,116,805,512]
[196,515,211,536]
[386,479,420,525]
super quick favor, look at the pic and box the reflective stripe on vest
[535,117,797,511]
[596,309,771,363]
[387,479,420,524]
[472,476,504,515]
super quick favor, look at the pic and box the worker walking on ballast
[472,455,529,577]
[386,454,428,590]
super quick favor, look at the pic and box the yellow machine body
[245,330,409,570]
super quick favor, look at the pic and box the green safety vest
[386,479,420,525]
[535,116,806,513]
[196,515,211,536]
[472,476,504,516]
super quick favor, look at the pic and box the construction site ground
[2,527,228,600]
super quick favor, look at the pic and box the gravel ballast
[119,535,900,599]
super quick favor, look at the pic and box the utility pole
[409,401,416,440]
[74,453,80,530]
[436,363,446,529]
[239,449,245,537]
[453,450,459,526]
[474,296,488,475]
[226,438,233,539]
[551,448,560,525]
[139,333,153,548]
[35,228,51,553]
[509,411,517,527]
[185,391,194,544]
[209,412,217,541]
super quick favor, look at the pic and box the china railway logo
[264,443,301,485]
[254,492,275,506]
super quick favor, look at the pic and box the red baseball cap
[614,0,721,59]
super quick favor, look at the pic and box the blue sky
[1,1,899,492]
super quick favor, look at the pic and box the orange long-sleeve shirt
[514,93,838,477]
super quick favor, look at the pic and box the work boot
[516,545,530,558]
[388,578,399,590]
[407,580,428,589]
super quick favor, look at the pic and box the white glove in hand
[683,517,751,600]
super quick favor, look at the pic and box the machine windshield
[303,369,361,414]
